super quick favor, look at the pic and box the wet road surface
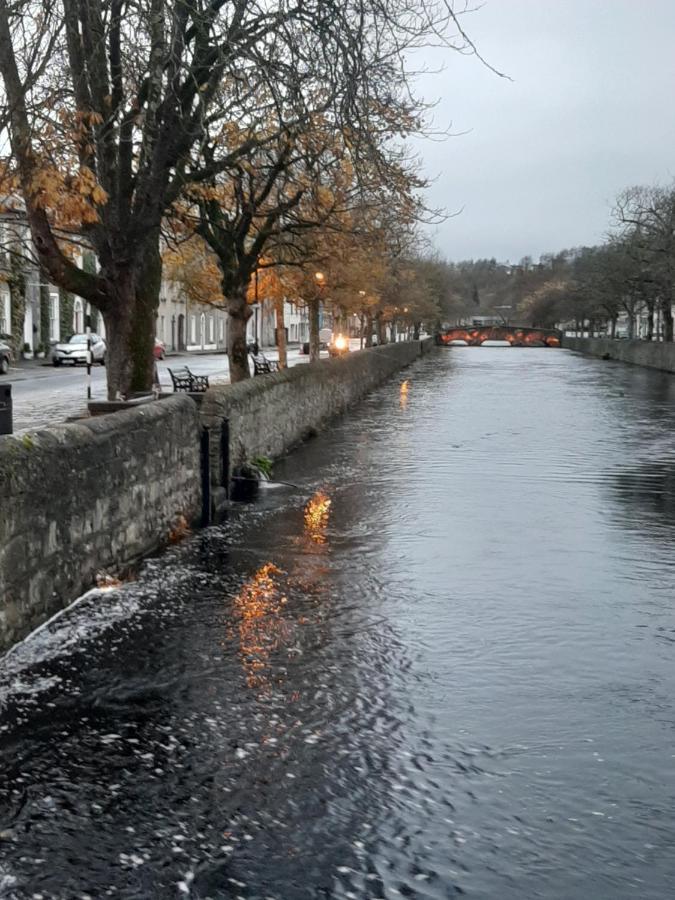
[1,347,675,898]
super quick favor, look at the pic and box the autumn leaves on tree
[0,1,480,392]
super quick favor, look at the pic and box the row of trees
[447,182,675,342]
[0,0,483,393]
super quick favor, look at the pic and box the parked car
[0,339,12,375]
[52,333,106,366]
[302,328,333,355]
[154,338,166,360]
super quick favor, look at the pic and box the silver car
[52,333,106,366]
[0,339,12,375]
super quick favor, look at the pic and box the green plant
[21,434,34,449]
[22,342,30,353]
[247,456,273,480]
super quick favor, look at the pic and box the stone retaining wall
[0,341,431,652]
[0,395,201,651]
[564,337,675,373]
[201,340,430,493]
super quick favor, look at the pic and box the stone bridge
[436,325,562,347]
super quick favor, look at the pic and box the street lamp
[307,271,326,360]
[358,290,367,348]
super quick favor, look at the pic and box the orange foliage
[163,236,224,306]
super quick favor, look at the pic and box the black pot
[230,475,260,502]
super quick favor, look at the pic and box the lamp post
[309,271,325,362]
[359,289,367,349]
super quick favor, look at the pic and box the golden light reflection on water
[304,491,332,545]
[231,563,291,693]
[400,380,409,409]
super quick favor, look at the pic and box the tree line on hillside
[0,0,493,392]
[440,181,675,342]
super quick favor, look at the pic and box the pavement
[0,344,344,434]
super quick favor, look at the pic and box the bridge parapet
[436,325,561,347]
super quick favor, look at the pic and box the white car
[52,333,106,366]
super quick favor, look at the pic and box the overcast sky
[413,0,675,263]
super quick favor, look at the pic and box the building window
[73,298,84,333]
[218,318,224,341]
[160,316,165,341]
[209,316,215,343]
[190,315,197,344]
[0,290,9,335]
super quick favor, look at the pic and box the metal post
[0,384,12,435]
[85,310,92,402]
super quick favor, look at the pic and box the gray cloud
[413,0,675,262]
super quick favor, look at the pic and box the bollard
[0,384,12,435]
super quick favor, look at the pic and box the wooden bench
[168,366,210,392]
[251,353,279,376]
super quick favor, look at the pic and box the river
[1,347,675,899]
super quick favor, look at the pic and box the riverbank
[0,340,431,652]
[564,336,675,373]
[2,347,675,899]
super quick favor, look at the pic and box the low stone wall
[0,341,431,653]
[564,337,675,373]
[201,341,429,491]
[0,395,201,651]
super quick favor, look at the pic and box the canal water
[1,347,675,899]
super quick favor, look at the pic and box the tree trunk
[275,295,287,369]
[365,312,373,347]
[308,296,320,362]
[627,312,635,339]
[413,321,421,340]
[375,311,385,345]
[646,304,654,341]
[225,282,252,382]
[661,299,673,342]
[610,316,616,339]
[103,237,162,399]
[359,313,365,349]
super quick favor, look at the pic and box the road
[0,346,314,433]
[2,348,675,898]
